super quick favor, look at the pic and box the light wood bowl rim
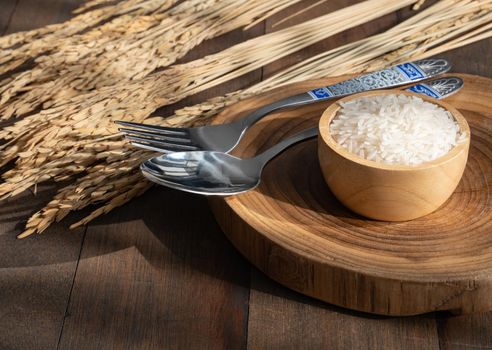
[318,90,471,171]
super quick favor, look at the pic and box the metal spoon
[141,127,317,195]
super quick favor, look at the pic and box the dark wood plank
[247,271,439,350]
[2,0,81,35]
[57,16,264,349]
[0,0,18,35]
[0,1,86,349]
[58,187,251,349]
[440,40,492,79]
[433,35,492,350]
[437,313,492,350]
[0,185,85,350]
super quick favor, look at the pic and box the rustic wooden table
[0,1,491,349]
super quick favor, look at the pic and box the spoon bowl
[141,151,261,195]
[141,128,319,195]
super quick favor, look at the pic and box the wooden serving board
[208,74,492,316]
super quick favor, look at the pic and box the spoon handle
[254,127,318,165]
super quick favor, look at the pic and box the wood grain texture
[0,185,85,350]
[437,312,492,350]
[210,74,492,316]
[58,188,251,349]
[0,2,85,350]
[247,271,439,350]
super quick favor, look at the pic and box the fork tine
[129,141,172,153]
[129,141,200,154]
[126,135,199,153]
[115,120,190,136]
[118,127,193,144]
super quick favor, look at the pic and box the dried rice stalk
[63,0,491,232]
[0,0,179,71]
[0,0,305,117]
[3,0,491,237]
[0,0,417,121]
[0,0,421,168]
[162,0,492,128]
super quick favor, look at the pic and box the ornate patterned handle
[307,58,451,100]
[406,77,464,99]
[240,59,452,129]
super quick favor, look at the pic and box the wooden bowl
[318,90,470,221]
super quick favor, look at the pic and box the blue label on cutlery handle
[406,84,441,98]
[395,63,425,80]
[307,87,334,99]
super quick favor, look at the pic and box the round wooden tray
[208,74,492,316]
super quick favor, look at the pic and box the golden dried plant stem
[55,0,492,234]
[18,151,151,238]
[69,179,152,229]
[0,0,421,142]
[0,0,178,62]
[0,0,303,115]
[0,0,421,168]
[3,0,492,237]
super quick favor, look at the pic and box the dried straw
[0,0,304,117]
[2,0,491,237]
[68,0,490,231]
[0,0,421,168]
[0,0,179,70]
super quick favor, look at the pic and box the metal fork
[140,77,465,196]
[117,58,451,153]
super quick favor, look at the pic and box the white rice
[329,94,467,165]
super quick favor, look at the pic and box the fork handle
[239,58,451,129]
